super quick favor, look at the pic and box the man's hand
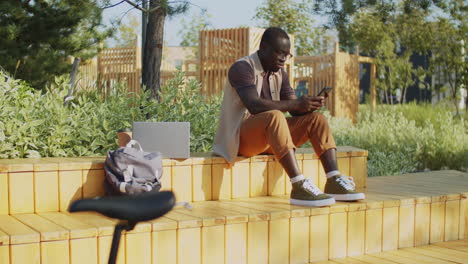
[294,96,325,114]
[125,183,148,194]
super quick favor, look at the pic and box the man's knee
[264,110,286,122]
[262,109,283,118]
[307,112,328,125]
[257,110,287,128]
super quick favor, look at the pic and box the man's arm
[229,61,322,115]
[278,69,324,116]
[237,87,322,115]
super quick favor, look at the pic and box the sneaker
[324,175,365,201]
[290,178,336,207]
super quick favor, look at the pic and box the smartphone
[317,86,332,96]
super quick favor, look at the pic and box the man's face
[261,37,292,72]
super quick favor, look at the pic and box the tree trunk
[142,0,165,101]
[465,92,468,117]
[402,84,408,104]
[384,85,389,104]
[389,79,394,105]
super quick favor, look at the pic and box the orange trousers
[238,110,336,160]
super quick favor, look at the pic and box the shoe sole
[290,197,336,207]
[325,193,365,201]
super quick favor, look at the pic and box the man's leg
[239,110,297,177]
[239,110,335,206]
[287,112,365,201]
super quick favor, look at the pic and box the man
[213,27,364,206]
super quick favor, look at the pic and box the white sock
[290,174,305,183]
[326,170,340,178]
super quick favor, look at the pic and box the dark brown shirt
[228,61,295,100]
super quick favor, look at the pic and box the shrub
[149,72,221,152]
[328,106,468,176]
[0,70,219,158]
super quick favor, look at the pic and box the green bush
[0,70,219,158]
[149,72,221,152]
[1,70,466,178]
[328,106,468,176]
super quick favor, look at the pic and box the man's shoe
[324,175,365,201]
[290,178,336,207]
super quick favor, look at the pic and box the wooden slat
[0,173,8,214]
[39,212,97,239]
[290,216,309,263]
[177,227,201,264]
[9,172,34,214]
[164,211,202,229]
[0,215,39,244]
[404,246,468,263]
[152,229,176,264]
[433,239,468,253]
[247,221,268,263]
[386,249,455,264]
[13,214,69,241]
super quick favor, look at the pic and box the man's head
[258,27,292,72]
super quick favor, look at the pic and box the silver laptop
[132,122,190,158]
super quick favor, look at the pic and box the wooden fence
[75,57,98,91]
[198,27,294,96]
[97,42,141,96]
[294,43,375,122]
[160,59,198,85]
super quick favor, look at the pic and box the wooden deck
[0,161,466,263]
[312,239,468,264]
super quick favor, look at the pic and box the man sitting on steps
[213,27,365,206]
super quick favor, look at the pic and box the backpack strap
[126,139,143,151]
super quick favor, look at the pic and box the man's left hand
[307,96,325,108]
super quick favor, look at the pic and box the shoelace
[302,178,323,195]
[336,175,356,190]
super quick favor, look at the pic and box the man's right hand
[295,96,325,113]
[125,183,148,194]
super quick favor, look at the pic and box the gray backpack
[104,140,163,195]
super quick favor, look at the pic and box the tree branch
[123,0,147,12]
[103,0,126,9]
[123,0,162,13]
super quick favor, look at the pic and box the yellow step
[311,239,468,264]
[0,170,466,263]
[0,147,368,214]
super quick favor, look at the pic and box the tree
[121,0,188,100]
[426,0,467,115]
[313,0,440,50]
[178,10,212,48]
[349,5,423,104]
[110,13,141,47]
[254,0,324,56]
[430,17,467,114]
[0,0,111,89]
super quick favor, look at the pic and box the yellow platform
[0,170,466,264]
[0,146,368,214]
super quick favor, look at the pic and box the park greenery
[0,0,112,89]
[348,0,467,112]
[178,10,212,48]
[1,70,466,177]
[254,0,326,56]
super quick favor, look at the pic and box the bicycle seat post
[108,220,136,264]
[68,191,176,264]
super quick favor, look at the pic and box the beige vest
[213,52,283,164]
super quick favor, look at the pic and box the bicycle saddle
[68,191,175,222]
